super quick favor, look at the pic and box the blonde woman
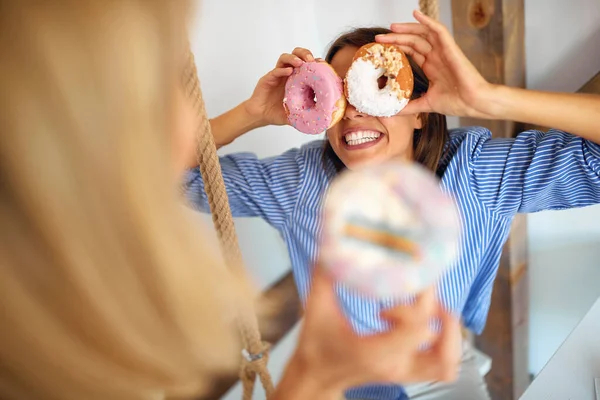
[0,1,461,399]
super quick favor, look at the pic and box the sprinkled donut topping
[361,44,406,97]
[345,43,414,117]
[283,62,346,135]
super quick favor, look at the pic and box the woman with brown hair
[185,10,600,400]
[0,2,461,399]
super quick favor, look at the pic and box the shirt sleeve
[464,127,600,215]
[183,147,305,230]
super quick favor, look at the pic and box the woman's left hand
[375,10,496,118]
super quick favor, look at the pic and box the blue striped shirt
[184,126,600,400]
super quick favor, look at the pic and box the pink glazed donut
[283,61,347,135]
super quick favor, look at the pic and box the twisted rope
[419,0,440,20]
[183,48,274,399]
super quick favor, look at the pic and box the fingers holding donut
[261,66,294,87]
[276,53,305,69]
[374,32,433,69]
[275,48,318,69]
[378,9,492,118]
[292,47,316,62]
[245,55,302,127]
[380,287,439,347]
[246,47,327,128]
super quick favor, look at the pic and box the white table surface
[520,298,600,400]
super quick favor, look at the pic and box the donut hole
[377,75,389,90]
[301,87,317,110]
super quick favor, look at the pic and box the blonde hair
[0,1,247,399]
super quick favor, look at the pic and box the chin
[337,151,393,170]
[348,157,387,170]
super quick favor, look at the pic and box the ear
[414,113,424,130]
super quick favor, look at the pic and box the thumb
[400,96,432,115]
[306,264,337,308]
[304,264,346,324]
[408,309,461,383]
[435,308,462,363]
[260,67,294,88]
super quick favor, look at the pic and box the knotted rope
[419,0,440,20]
[183,49,274,399]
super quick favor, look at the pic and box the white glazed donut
[320,161,461,299]
[344,43,414,117]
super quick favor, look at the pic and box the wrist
[241,99,269,129]
[211,101,267,149]
[274,352,344,399]
[468,83,511,120]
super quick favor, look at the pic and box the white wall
[525,0,600,377]
[189,0,600,390]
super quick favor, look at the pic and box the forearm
[479,85,600,142]
[187,101,265,168]
[212,101,267,148]
[272,355,343,400]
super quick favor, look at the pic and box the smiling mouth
[343,130,382,146]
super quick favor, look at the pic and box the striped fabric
[184,126,600,400]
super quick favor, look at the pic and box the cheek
[326,127,339,144]
[381,118,414,143]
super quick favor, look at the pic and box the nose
[343,103,367,120]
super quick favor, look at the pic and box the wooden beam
[197,271,301,400]
[450,1,529,399]
[579,70,600,94]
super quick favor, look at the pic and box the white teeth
[344,130,381,146]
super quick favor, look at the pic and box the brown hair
[323,27,449,177]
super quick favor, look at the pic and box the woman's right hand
[375,10,492,119]
[274,266,461,398]
[243,47,317,127]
